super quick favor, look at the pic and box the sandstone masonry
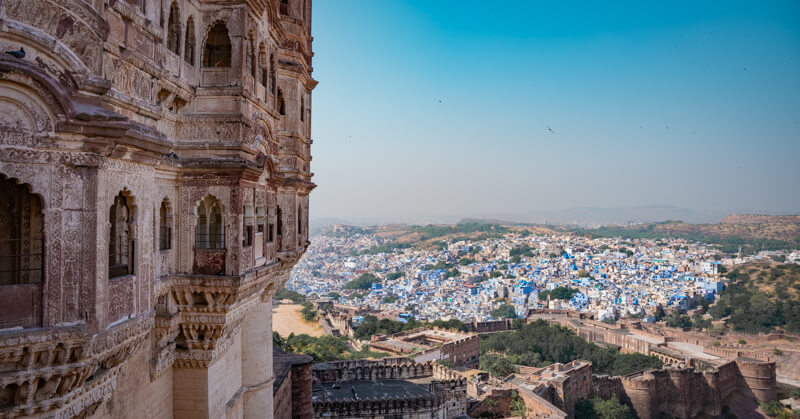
[0,0,315,418]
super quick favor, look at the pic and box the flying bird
[546,125,554,134]
[5,47,25,59]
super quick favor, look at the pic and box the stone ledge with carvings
[149,252,302,375]
[0,314,152,418]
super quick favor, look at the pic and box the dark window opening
[278,89,285,115]
[0,175,43,286]
[300,95,305,122]
[195,198,225,249]
[184,17,195,65]
[276,207,283,237]
[202,22,232,68]
[159,200,172,251]
[258,48,267,87]
[167,2,181,55]
[280,0,289,15]
[109,192,133,279]
[247,38,255,77]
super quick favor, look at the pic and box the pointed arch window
[246,36,255,77]
[167,2,181,55]
[258,44,267,87]
[109,192,134,278]
[0,174,44,328]
[203,22,232,68]
[0,175,43,286]
[184,17,195,65]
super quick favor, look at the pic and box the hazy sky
[309,1,800,223]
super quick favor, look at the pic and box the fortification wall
[737,358,777,402]
[468,319,514,333]
[312,357,434,382]
[589,359,776,419]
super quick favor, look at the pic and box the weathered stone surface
[0,1,315,417]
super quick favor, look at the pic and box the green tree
[538,287,578,301]
[665,311,691,329]
[300,301,317,321]
[593,396,633,419]
[491,304,518,319]
[575,399,598,419]
[344,273,381,290]
[479,353,518,377]
[274,287,306,303]
[510,391,527,418]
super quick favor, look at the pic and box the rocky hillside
[569,215,800,254]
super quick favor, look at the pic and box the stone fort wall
[589,359,776,419]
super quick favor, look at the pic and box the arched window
[0,175,44,329]
[246,35,255,77]
[159,199,172,251]
[167,2,181,55]
[277,89,285,115]
[184,17,195,65]
[195,196,225,249]
[203,22,232,68]
[109,191,134,278]
[258,44,266,86]
[0,175,43,286]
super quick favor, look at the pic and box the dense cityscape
[287,223,797,324]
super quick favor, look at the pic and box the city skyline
[311,0,800,223]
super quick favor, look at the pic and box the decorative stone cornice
[0,314,151,418]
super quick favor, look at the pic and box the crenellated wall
[590,358,776,419]
[311,357,467,418]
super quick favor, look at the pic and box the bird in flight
[546,125,554,134]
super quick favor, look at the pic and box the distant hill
[568,215,800,254]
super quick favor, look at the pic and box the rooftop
[312,379,431,402]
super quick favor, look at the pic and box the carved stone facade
[0,0,315,417]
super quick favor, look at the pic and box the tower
[0,0,315,417]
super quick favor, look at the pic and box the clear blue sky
[309,0,800,223]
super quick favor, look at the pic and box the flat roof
[312,380,430,402]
